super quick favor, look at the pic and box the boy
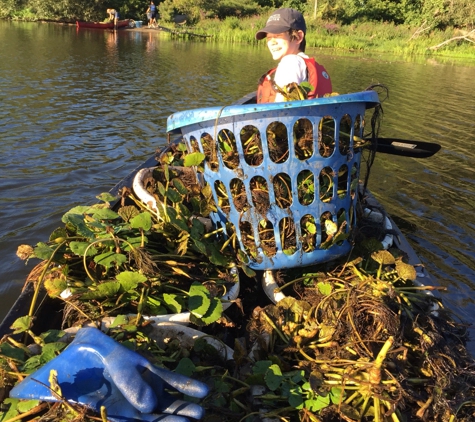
[255,8,332,103]
[146,1,158,28]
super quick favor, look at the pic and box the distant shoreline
[3,19,474,61]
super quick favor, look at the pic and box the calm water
[1,21,475,348]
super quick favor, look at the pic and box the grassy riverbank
[3,13,475,60]
[180,16,475,60]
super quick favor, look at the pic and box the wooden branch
[409,20,431,41]
[429,29,475,50]
[156,24,211,38]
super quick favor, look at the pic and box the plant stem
[262,311,289,343]
[28,238,72,318]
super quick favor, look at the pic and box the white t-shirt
[273,52,309,102]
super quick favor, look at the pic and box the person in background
[255,8,332,103]
[106,8,119,30]
[146,1,158,28]
[146,9,152,27]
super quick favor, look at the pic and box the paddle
[370,138,441,158]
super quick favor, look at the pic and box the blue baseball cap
[256,8,306,40]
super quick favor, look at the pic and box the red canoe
[76,20,132,29]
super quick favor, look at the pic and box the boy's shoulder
[279,54,308,67]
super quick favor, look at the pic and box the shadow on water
[390,215,418,233]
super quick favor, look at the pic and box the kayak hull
[76,20,131,29]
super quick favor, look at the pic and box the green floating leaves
[70,241,98,257]
[116,271,147,292]
[1,398,20,421]
[396,258,417,281]
[49,227,68,243]
[187,282,224,325]
[189,218,205,239]
[166,187,183,204]
[94,251,127,269]
[40,342,67,363]
[305,220,317,234]
[0,342,26,361]
[110,314,129,327]
[118,205,141,222]
[10,315,33,334]
[317,281,332,295]
[33,242,55,260]
[188,283,211,318]
[88,208,120,221]
[175,357,196,377]
[288,385,304,408]
[163,293,183,314]
[124,236,147,250]
[206,243,229,267]
[96,192,118,203]
[253,360,273,375]
[199,297,223,325]
[304,393,330,412]
[146,296,167,315]
[80,281,121,300]
[61,206,90,223]
[213,379,232,394]
[17,399,41,413]
[184,152,205,167]
[265,364,283,391]
[40,329,66,343]
[172,178,189,196]
[62,212,94,238]
[44,276,67,298]
[372,249,396,265]
[330,387,344,404]
[130,211,152,231]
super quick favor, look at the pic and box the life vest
[257,57,332,104]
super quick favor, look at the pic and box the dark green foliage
[0,0,149,21]
[334,0,422,25]
[214,0,261,19]
[0,0,473,35]
[158,0,175,23]
[0,0,24,18]
[119,0,148,22]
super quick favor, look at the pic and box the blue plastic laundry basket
[167,91,380,270]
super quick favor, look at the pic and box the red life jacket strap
[257,57,332,103]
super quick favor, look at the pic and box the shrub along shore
[3,14,475,60]
[189,17,475,60]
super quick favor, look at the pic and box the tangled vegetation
[1,138,475,422]
[196,103,367,263]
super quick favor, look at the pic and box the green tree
[448,0,475,27]
[326,0,421,24]
[0,0,24,18]
[158,0,175,22]
[168,0,219,22]
[24,0,108,21]
[214,0,261,19]
[119,0,147,21]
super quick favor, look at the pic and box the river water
[1,21,475,349]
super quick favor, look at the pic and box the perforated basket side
[168,92,379,269]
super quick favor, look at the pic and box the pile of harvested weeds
[1,140,475,422]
